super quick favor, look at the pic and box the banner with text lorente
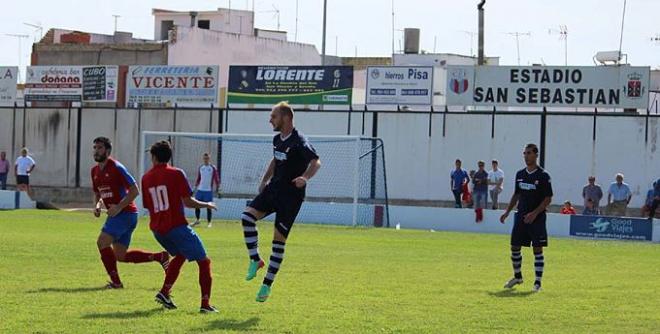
[25,66,118,103]
[0,67,18,106]
[366,66,433,105]
[227,66,353,105]
[126,65,219,107]
[446,65,650,108]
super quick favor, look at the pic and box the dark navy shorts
[249,185,303,238]
[511,212,548,247]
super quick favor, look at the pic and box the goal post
[139,131,390,227]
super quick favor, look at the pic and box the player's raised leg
[256,227,288,302]
[241,207,266,281]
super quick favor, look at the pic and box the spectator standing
[0,151,9,190]
[642,180,659,219]
[560,201,576,215]
[606,173,632,217]
[472,161,489,222]
[582,176,603,211]
[15,148,36,194]
[488,160,504,209]
[450,159,469,208]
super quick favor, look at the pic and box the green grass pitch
[0,210,658,333]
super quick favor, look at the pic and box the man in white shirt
[192,153,220,228]
[488,160,504,209]
[14,147,36,194]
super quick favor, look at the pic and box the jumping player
[240,101,322,302]
[500,143,553,293]
[91,137,169,289]
[192,153,220,228]
[142,140,218,313]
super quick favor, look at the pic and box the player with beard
[239,102,322,302]
[91,137,169,289]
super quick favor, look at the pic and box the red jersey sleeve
[141,177,153,212]
[176,169,193,198]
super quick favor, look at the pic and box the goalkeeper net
[140,131,390,227]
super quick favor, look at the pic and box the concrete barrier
[0,190,37,210]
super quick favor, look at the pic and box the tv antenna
[505,31,531,65]
[23,22,43,42]
[260,4,280,31]
[460,30,477,57]
[548,25,568,65]
[5,34,29,82]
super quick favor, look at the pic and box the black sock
[206,208,212,223]
[241,212,260,261]
[263,241,286,287]
[195,208,200,220]
[511,249,522,279]
[534,252,544,285]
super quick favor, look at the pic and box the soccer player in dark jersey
[499,143,553,292]
[91,137,170,289]
[142,140,218,313]
[240,102,322,302]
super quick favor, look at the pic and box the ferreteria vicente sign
[25,66,118,103]
[0,67,17,106]
[569,215,653,241]
[446,65,650,108]
[126,65,219,107]
[366,66,433,105]
[227,66,353,105]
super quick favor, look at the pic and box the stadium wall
[0,108,658,209]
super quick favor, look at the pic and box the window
[197,20,210,30]
[160,20,174,40]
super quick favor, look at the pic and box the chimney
[403,28,420,54]
[477,0,485,65]
[190,11,198,27]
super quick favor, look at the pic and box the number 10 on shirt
[149,186,170,213]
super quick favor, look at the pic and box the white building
[154,8,320,102]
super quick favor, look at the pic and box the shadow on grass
[82,307,165,319]
[199,317,261,331]
[487,290,535,298]
[28,286,108,293]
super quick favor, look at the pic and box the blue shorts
[102,211,138,247]
[153,225,207,261]
[195,190,214,202]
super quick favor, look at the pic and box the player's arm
[259,158,276,193]
[183,195,217,210]
[293,158,322,189]
[93,192,102,218]
[107,183,139,217]
[524,196,552,223]
[499,193,520,224]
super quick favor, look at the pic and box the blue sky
[1,0,658,79]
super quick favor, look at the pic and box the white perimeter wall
[0,106,658,209]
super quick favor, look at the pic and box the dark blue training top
[271,128,319,196]
[514,167,553,215]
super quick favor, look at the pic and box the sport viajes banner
[25,66,118,103]
[366,66,433,105]
[446,65,650,108]
[126,65,219,107]
[0,67,18,106]
[569,215,653,241]
[227,66,353,105]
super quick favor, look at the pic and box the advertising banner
[569,215,653,241]
[127,65,219,107]
[446,65,650,108]
[227,66,353,105]
[25,66,117,103]
[366,66,433,105]
[0,67,17,106]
